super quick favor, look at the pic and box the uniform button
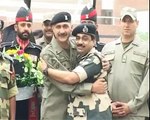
[122,55,127,63]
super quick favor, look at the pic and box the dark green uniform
[0,52,18,120]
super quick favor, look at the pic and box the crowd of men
[0,2,149,120]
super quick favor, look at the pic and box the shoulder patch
[1,42,12,48]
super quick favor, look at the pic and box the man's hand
[91,78,107,94]
[102,57,111,71]
[38,58,48,72]
[112,101,131,117]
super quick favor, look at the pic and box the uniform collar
[51,37,76,54]
[11,39,35,49]
[78,47,96,60]
[116,35,140,47]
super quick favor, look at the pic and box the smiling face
[43,20,53,41]
[15,21,32,41]
[76,33,95,56]
[52,22,72,43]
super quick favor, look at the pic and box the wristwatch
[43,67,49,76]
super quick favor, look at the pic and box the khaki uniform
[36,36,49,48]
[67,48,112,120]
[40,38,92,120]
[0,53,18,120]
[102,37,149,120]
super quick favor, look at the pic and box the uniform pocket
[131,51,147,75]
[104,50,115,61]
[0,82,8,89]
[132,51,147,65]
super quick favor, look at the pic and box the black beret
[0,20,4,30]
[81,6,97,23]
[72,23,96,37]
[16,7,32,22]
[51,12,71,25]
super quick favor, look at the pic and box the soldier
[0,51,18,120]
[102,7,149,120]
[39,23,112,120]
[80,0,105,52]
[0,7,41,120]
[39,12,109,120]
[36,14,53,48]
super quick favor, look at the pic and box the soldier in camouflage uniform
[0,51,18,120]
[40,12,109,120]
[39,23,112,120]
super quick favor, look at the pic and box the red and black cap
[15,7,32,22]
[51,12,71,25]
[72,23,96,37]
[81,0,97,23]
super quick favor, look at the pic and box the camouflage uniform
[102,37,149,120]
[0,52,18,120]
[40,38,93,120]
[66,48,112,120]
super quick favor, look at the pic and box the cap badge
[82,25,88,33]
[26,16,29,21]
[85,14,89,19]
[64,15,68,20]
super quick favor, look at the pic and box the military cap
[42,14,52,26]
[51,12,71,25]
[121,7,137,21]
[81,6,97,23]
[72,23,96,37]
[15,7,32,22]
[0,19,4,30]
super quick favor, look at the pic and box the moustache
[23,31,29,35]
[58,33,67,37]
[77,44,84,47]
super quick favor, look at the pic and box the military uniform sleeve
[49,78,92,95]
[40,49,92,95]
[49,55,101,95]
[73,55,101,83]
[8,63,18,98]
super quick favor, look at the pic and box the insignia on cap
[64,15,68,20]
[85,14,89,19]
[82,25,88,33]
[26,16,29,21]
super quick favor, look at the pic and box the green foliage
[5,48,44,87]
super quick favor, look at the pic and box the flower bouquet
[5,47,43,87]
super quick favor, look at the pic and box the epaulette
[30,42,42,51]
[0,41,13,48]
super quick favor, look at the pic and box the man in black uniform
[80,1,105,51]
[0,6,41,120]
